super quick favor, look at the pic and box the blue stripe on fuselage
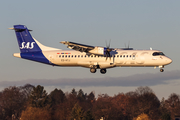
[20,52,54,65]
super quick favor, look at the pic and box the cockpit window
[152,52,165,56]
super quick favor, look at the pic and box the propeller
[105,39,113,60]
[124,41,130,48]
[123,41,133,50]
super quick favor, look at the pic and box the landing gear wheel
[160,69,164,72]
[100,69,107,74]
[90,68,96,73]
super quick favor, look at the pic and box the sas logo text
[20,42,35,49]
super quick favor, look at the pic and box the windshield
[152,52,165,56]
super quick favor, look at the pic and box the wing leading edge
[60,41,114,56]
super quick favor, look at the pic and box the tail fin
[11,25,42,53]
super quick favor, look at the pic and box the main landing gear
[90,68,96,73]
[100,69,106,74]
[90,68,107,74]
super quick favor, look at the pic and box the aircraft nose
[166,58,172,64]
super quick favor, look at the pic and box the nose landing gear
[159,65,164,72]
[160,69,164,72]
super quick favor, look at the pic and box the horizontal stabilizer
[9,27,32,31]
[13,53,21,58]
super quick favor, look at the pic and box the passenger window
[68,55,70,57]
[62,55,64,58]
[81,55,83,57]
[127,55,128,57]
[75,55,76,58]
[78,55,80,57]
[120,55,122,58]
[65,55,67,58]
[59,55,61,57]
[117,55,119,57]
[71,55,73,58]
[123,55,125,57]
[85,55,86,57]
[130,55,131,57]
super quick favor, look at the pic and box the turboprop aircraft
[10,25,172,74]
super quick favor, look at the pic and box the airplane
[10,25,172,74]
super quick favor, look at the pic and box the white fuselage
[40,49,172,69]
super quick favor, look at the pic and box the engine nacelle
[88,47,105,55]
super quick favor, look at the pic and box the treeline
[0,84,180,120]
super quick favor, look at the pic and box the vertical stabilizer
[13,25,41,53]
[11,25,59,65]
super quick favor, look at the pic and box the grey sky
[0,1,180,98]
[0,70,180,87]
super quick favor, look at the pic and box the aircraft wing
[60,41,95,52]
[60,41,115,56]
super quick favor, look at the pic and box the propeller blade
[105,39,113,60]
[108,39,111,48]
[105,40,108,48]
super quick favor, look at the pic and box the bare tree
[165,93,180,119]
[20,84,35,99]
[92,94,112,120]
[135,86,160,119]
[0,86,27,120]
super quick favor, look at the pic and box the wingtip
[60,41,65,44]
[60,41,69,44]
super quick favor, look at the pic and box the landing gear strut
[160,69,164,72]
[100,69,106,74]
[90,68,96,73]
